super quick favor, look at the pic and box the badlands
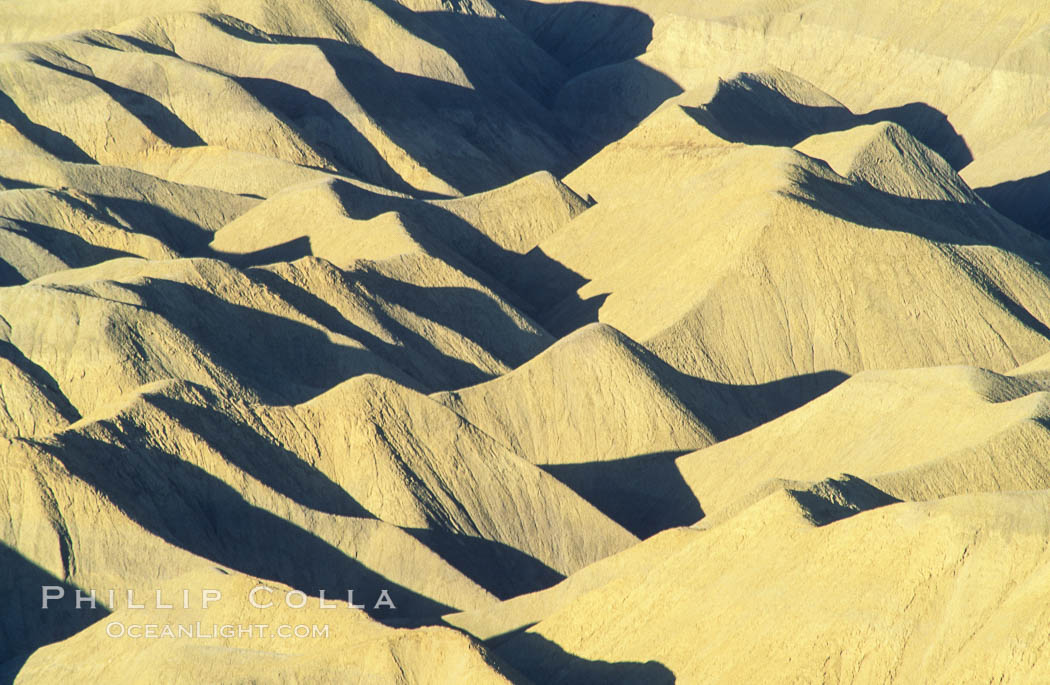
[3,0,1050,682]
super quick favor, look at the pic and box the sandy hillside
[3,0,1050,682]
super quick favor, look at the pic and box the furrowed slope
[0,152,257,284]
[0,251,551,424]
[280,375,637,585]
[448,472,901,644]
[498,490,1050,684]
[0,258,406,415]
[0,5,574,197]
[434,323,712,536]
[209,170,588,309]
[676,365,1050,521]
[535,95,1050,387]
[1,367,636,660]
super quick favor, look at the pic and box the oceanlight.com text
[104,622,330,639]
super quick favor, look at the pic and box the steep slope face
[0,346,79,438]
[499,490,1050,684]
[447,473,896,643]
[0,250,552,419]
[434,323,712,535]
[286,376,638,580]
[1,382,500,630]
[794,120,979,202]
[1,366,638,664]
[10,569,526,685]
[433,171,590,255]
[675,365,1050,520]
[210,178,428,266]
[0,153,257,284]
[252,254,553,391]
[435,323,714,466]
[535,99,1050,387]
[209,171,588,312]
[0,3,576,197]
[0,258,407,414]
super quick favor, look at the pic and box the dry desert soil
[3,0,1050,682]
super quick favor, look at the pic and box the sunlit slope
[208,171,588,308]
[498,490,1050,684]
[1,369,637,661]
[434,323,714,535]
[535,91,1050,386]
[11,569,527,685]
[676,365,1050,521]
[3,0,1050,681]
[0,5,573,196]
[0,251,554,425]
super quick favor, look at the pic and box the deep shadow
[0,339,80,423]
[499,632,676,684]
[479,621,539,648]
[978,170,1050,238]
[682,74,973,169]
[244,265,494,392]
[788,474,902,527]
[405,529,564,600]
[118,278,401,404]
[0,90,95,164]
[45,427,455,619]
[204,169,586,331]
[3,176,219,256]
[37,61,205,148]
[329,180,586,319]
[234,76,420,194]
[84,32,178,58]
[589,327,849,441]
[484,0,656,77]
[0,176,40,191]
[0,543,110,681]
[0,218,139,286]
[0,257,24,286]
[479,0,683,160]
[682,370,852,441]
[211,235,313,267]
[95,194,214,254]
[202,176,570,381]
[205,14,570,194]
[352,268,551,372]
[144,392,372,518]
[305,36,570,193]
[543,451,703,538]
